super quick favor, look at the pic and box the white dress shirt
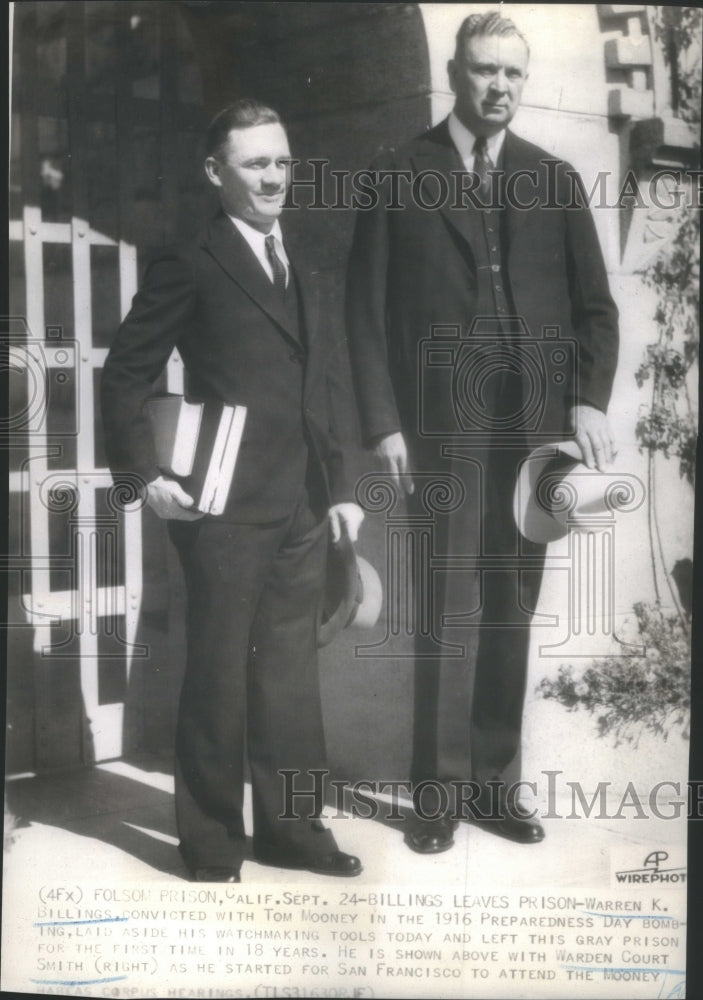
[228,214,290,288]
[448,112,506,172]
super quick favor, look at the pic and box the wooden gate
[7,0,209,771]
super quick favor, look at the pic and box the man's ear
[447,58,457,94]
[204,156,222,188]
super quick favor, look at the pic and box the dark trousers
[409,438,546,806]
[169,494,336,870]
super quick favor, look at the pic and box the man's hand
[146,475,205,520]
[568,405,617,471]
[373,431,414,494]
[329,503,365,544]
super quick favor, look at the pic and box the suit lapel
[410,120,478,250]
[203,213,302,346]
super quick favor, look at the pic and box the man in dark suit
[346,12,619,853]
[102,99,364,882]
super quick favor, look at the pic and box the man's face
[448,32,529,136]
[205,122,291,232]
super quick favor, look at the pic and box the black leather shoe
[469,804,545,845]
[404,816,457,854]
[191,867,241,882]
[255,850,362,877]
[307,851,363,877]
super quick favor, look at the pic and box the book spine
[199,406,236,513]
[172,402,203,477]
[209,406,247,516]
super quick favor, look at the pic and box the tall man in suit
[102,99,364,882]
[346,12,619,854]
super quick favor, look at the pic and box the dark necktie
[264,234,287,295]
[473,135,493,199]
[264,236,286,295]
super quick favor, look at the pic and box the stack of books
[145,394,247,515]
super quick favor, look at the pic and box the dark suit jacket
[345,119,619,449]
[102,211,352,521]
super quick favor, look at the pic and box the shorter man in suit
[102,100,364,882]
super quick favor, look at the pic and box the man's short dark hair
[454,11,530,60]
[206,99,282,158]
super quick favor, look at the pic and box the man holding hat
[346,12,619,853]
[103,99,364,882]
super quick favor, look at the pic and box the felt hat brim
[514,439,588,544]
[318,534,382,647]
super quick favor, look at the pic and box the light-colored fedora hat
[514,439,616,544]
[318,534,383,647]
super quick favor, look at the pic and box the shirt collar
[227,214,288,263]
[448,112,506,168]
